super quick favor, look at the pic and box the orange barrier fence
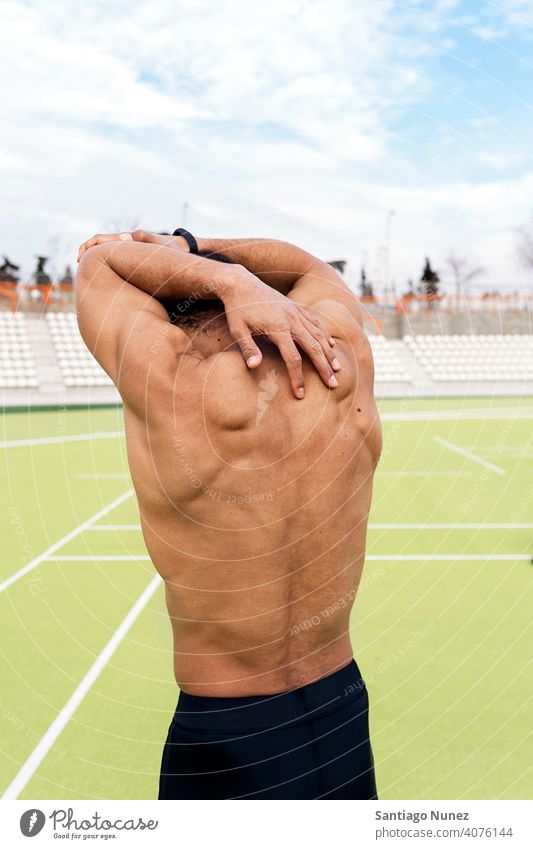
[0,282,18,311]
[360,293,533,313]
[1,284,531,317]
[0,283,75,311]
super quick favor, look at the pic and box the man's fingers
[298,306,335,346]
[77,233,129,262]
[240,336,263,368]
[77,230,188,262]
[231,318,338,398]
[269,332,305,399]
[298,307,321,329]
[229,322,263,368]
[300,316,341,372]
[131,230,172,247]
[77,237,99,261]
[291,325,338,391]
[131,230,189,251]
[78,234,108,260]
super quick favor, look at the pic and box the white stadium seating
[2,310,532,401]
[368,335,411,383]
[404,333,533,382]
[0,312,38,388]
[46,312,114,388]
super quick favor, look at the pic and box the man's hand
[77,231,134,262]
[219,266,339,399]
[77,229,188,262]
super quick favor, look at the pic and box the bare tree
[103,216,142,233]
[45,233,62,282]
[445,253,485,298]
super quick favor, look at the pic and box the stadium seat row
[368,335,412,383]
[404,334,533,382]
[0,313,38,388]
[2,313,532,391]
[46,313,114,388]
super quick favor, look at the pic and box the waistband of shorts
[172,659,368,732]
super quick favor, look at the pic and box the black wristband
[172,227,198,254]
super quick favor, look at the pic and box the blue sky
[1,0,532,293]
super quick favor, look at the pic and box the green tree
[360,266,374,297]
[419,257,440,297]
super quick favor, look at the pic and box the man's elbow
[77,243,111,284]
[76,243,112,308]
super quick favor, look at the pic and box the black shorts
[159,658,377,800]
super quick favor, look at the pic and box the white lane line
[48,553,530,563]
[381,408,533,422]
[1,410,529,448]
[367,554,530,561]
[482,452,533,458]
[46,522,533,533]
[1,573,162,800]
[434,437,507,475]
[2,412,530,447]
[378,471,475,477]
[74,474,130,480]
[369,523,533,530]
[469,445,533,453]
[48,555,150,562]
[0,431,124,448]
[0,491,133,594]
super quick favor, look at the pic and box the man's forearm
[195,237,321,292]
[129,230,327,293]
[86,240,234,301]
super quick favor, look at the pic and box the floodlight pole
[384,209,395,291]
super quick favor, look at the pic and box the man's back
[124,309,381,696]
[76,232,381,798]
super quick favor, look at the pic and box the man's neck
[185,317,235,358]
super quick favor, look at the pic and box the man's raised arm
[120,231,362,324]
[77,238,339,398]
[78,230,360,322]
[195,237,317,290]
[194,236,362,323]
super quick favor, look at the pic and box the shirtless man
[76,228,382,800]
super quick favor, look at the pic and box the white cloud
[478,151,526,171]
[503,0,533,24]
[433,0,461,12]
[0,0,531,292]
[472,25,508,41]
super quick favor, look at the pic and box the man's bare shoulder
[305,298,362,339]
[116,324,193,411]
[307,298,374,370]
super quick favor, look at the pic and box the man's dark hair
[160,250,232,329]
